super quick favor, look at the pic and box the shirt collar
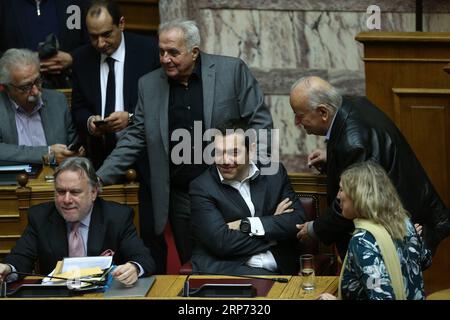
[9,96,44,115]
[79,209,92,227]
[191,55,202,78]
[217,161,260,185]
[101,32,125,64]
[66,207,93,229]
[325,110,338,141]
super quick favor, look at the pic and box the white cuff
[5,264,18,283]
[248,217,265,236]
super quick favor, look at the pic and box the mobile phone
[67,141,83,151]
[93,120,108,127]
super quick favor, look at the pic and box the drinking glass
[299,254,315,291]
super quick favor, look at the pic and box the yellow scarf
[338,218,406,300]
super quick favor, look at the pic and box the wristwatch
[128,112,134,124]
[240,218,251,234]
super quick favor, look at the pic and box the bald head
[290,76,341,113]
[289,76,342,136]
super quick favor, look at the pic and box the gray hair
[158,19,200,51]
[54,157,101,191]
[0,48,40,84]
[291,76,342,114]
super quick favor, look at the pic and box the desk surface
[74,275,338,300]
[427,288,450,300]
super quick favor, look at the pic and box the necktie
[104,57,116,155]
[104,57,116,117]
[68,222,85,257]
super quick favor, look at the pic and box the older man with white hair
[0,48,82,165]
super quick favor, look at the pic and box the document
[42,256,113,286]
[61,256,112,272]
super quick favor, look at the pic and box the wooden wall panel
[393,89,450,205]
[357,32,450,294]
[116,0,160,35]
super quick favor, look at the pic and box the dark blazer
[0,89,77,165]
[189,164,305,275]
[4,198,155,276]
[0,0,89,54]
[71,32,160,168]
[314,96,450,256]
[97,52,273,236]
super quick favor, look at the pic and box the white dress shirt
[100,32,125,118]
[217,162,278,272]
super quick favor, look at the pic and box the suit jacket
[314,96,450,256]
[97,52,273,235]
[0,0,89,54]
[0,89,77,165]
[4,198,155,276]
[71,32,160,168]
[189,164,305,275]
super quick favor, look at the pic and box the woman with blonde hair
[319,161,431,300]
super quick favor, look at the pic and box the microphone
[193,270,289,283]
[0,280,6,298]
[182,273,191,297]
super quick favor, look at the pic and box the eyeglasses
[8,76,43,93]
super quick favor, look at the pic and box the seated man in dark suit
[0,157,155,286]
[189,119,305,275]
[0,48,82,165]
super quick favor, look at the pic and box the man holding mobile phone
[71,0,160,166]
[71,1,164,273]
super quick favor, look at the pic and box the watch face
[240,220,250,233]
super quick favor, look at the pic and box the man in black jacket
[0,157,155,285]
[189,119,305,275]
[71,0,163,273]
[289,76,450,257]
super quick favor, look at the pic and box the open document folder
[42,256,113,290]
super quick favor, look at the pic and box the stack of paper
[43,256,113,290]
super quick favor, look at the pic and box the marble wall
[159,0,450,172]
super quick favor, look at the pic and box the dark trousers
[139,183,167,274]
[137,156,167,275]
[169,188,193,265]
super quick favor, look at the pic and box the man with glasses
[0,48,82,165]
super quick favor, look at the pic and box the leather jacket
[313,96,450,257]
